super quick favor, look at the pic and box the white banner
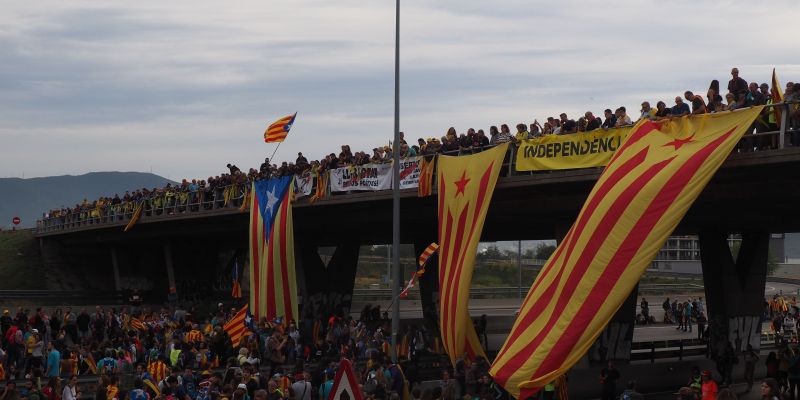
[398,157,423,189]
[328,157,423,192]
[294,174,314,197]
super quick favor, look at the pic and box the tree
[478,245,504,260]
[534,243,556,260]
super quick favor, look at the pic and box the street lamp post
[390,0,401,363]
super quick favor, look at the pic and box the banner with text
[294,173,314,197]
[515,127,634,171]
[329,157,423,192]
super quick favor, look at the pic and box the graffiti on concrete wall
[588,322,634,362]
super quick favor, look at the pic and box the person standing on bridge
[683,301,693,333]
[640,298,650,325]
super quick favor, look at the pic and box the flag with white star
[249,176,298,322]
[436,142,509,366]
[491,106,764,399]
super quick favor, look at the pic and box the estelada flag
[223,304,250,348]
[437,143,508,365]
[248,176,298,322]
[264,113,297,143]
[490,107,763,399]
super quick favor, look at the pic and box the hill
[0,172,175,228]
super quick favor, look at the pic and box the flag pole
[390,0,401,364]
[269,141,283,164]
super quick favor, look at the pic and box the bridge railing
[36,101,800,234]
[36,183,249,233]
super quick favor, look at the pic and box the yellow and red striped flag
[130,317,146,332]
[248,176,298,322]
[437,143,508,365]
[223,304,250,348]
[417,242,439,275]
[264,113,297,143]
[123,202,144,232]
[490,107,763,399]
[309,171,329,204]
[418,157,436,197]
[771,68,785,125]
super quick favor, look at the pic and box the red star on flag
[454,171,470,196]
[663,134,696,150]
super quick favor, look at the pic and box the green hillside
[0,230,47,289]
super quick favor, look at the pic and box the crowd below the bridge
[2,289,800,400]
[38,67,800,228]
[0,302,506,400]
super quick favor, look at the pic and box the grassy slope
[0,230,47,289]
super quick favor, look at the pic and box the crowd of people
[0,303,513,400]
[39,68,800,228]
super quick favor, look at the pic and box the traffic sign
[12,216,20,225]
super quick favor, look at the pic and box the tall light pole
[390,0,401,363]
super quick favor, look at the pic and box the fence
[36,101,800,234]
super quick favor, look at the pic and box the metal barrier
[36,101,800,234]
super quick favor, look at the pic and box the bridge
[32,118,800,365]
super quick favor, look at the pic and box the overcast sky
[1,0,798,180]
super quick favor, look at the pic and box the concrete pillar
[111,246,122,291]
[297,242,360,324]
[163,243,177,297]
[324,242,360,317]
[700,230,769,356]
[587,284,638,364]
[413,239,440,336]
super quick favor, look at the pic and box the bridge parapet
[35,106,800,238]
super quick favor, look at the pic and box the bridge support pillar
[414,239,440,337]
[111,247,122,291]
[586,284,638,364]
[163,243,177,297]
[700,230,769,356]
[297,242,360,329]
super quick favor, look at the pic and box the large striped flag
[490,107,763,399]
[437,143,509,365]
[248,176,299,322]
[264,113,297,143]
[223,304,250,348]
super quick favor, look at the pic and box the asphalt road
[353,281,799,348]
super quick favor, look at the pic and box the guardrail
[353,283,705,301]
[0,290,125,304]
[34,101,800,235]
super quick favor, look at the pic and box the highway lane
[353,280,797,347]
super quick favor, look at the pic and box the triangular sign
[328,359,363,400]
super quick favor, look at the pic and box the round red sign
[12,216,21,225]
